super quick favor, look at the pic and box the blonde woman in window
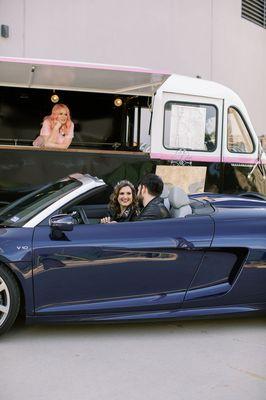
[33,104,74,149]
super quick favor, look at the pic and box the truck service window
[163,102,217,152]
[227,107,254,154]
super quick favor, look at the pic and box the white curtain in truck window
[169,105,206,150]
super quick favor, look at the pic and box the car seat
[168,187,192,218]
[161,184,170,210]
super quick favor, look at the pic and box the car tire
[0,264,20,336]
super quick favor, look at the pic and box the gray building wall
[0,0,265,135]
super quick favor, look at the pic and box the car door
[32,216,214,316]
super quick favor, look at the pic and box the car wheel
[0,265,20,335]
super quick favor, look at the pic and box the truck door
[221,105,266,195]
[222,106,257,164]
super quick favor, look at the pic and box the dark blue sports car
[0,173,265,335]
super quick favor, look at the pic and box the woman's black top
[110,206,139,222]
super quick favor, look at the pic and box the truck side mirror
[49,214,75,232]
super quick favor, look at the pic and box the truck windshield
[0,178,82,227]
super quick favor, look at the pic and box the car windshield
[0,177,82,227]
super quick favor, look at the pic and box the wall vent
[242,0,266,28]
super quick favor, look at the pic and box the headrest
[161,184,170,199]
[168,187,190,209]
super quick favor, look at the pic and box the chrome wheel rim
[0,277,10,327]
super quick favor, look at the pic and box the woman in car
[33,103,74,149]
[101,180,139,223]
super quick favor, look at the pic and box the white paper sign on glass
[168,105,206,150]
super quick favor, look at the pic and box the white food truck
[0,57,265,202]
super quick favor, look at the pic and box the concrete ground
[1,317,266,400]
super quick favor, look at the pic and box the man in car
[134,173,170,221]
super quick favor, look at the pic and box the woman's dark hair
[109,180,138,215]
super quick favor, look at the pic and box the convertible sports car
[0,173,265,335]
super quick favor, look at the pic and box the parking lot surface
[1,317,266,400]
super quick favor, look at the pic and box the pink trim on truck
[0,57,170,75]
[150,153,220,162]
[222,156,258,164]
[150,152,264,164]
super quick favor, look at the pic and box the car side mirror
[49,214,75,232]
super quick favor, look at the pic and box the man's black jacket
[134,197,170,221]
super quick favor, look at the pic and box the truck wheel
[0,265,20,335]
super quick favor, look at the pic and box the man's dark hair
[138,173,164,197]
